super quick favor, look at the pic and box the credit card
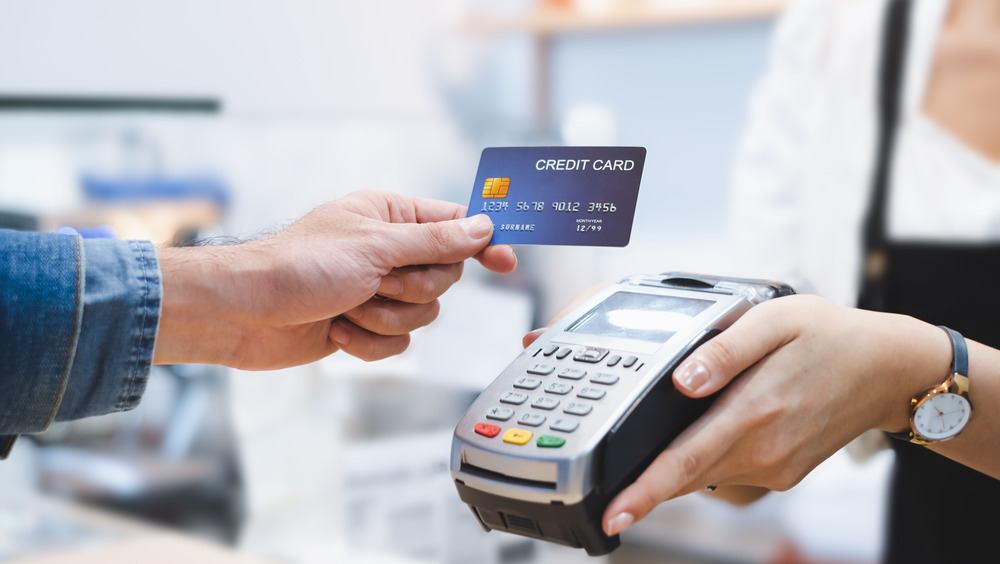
[468,146,646,246]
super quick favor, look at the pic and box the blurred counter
[4,494,265,564]
[4,494,424,564]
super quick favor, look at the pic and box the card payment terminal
[450,273,794,555]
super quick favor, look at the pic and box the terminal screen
[567,291,714,344]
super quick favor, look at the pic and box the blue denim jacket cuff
[0,230,84,435]
[54,239,162,421]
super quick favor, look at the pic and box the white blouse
[728,0,1000,305]
[891,0,1000,241]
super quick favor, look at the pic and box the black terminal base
[454,479,619,556]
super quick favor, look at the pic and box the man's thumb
[385,213,494,266]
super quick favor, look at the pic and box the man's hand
[153,190,516,369]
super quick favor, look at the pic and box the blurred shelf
[40,199,222,246]
[466,0,789,36]
[0,95,220,113]
[463,0,787,128]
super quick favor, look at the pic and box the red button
[474,423,501,438]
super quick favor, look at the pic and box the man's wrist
[154,245,247,366]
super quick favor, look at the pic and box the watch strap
[940,325,968,379]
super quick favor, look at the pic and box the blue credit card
[468,146,646,246]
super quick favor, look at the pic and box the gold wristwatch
[890,326,971,445]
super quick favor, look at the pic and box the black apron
[858,1,1000,562]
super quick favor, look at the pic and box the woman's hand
[601,294,955,536]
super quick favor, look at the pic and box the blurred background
[0,1,892,563]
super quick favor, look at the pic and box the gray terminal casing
[450,272,794,555]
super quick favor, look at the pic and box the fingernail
[522,329,544,348]
[379,275,403,297]
[605,512,634,536]
[330,320,351,346]
[675,360,709,393]
[462,214,493,240]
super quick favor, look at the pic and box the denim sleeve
[54,237,161,421]
[0,230,161,455]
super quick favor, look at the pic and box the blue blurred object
[80,175,230,209]
[56,225,119,239]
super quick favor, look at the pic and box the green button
[536,435,565,448]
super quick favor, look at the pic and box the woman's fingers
[673,297,798,397]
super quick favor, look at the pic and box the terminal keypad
[479,344,644,449]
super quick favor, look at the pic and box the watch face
[913,393,971,441]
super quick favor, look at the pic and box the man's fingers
[378,264,464,304]
[329,319,411,361]
[380,214,494,268]
[342,299,441,336]
[673,299,794,397]
[474,244,518,274]
[408,194,470,224]
[362,191,517,273]
[347,190,466,224]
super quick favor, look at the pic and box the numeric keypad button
[527,364,555,376]
[531,397,560,410]
[544,382,574,396]
[518,413,546,427]
[563,402,592,416]
[513,377,542,390]
[558,368,587,380]
[577,387,606,400]
[486,406,514,421]
[550,418,579,433]
[590,373,619,385]
[500,391,529,405]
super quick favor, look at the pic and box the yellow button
[502,428,533,445]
